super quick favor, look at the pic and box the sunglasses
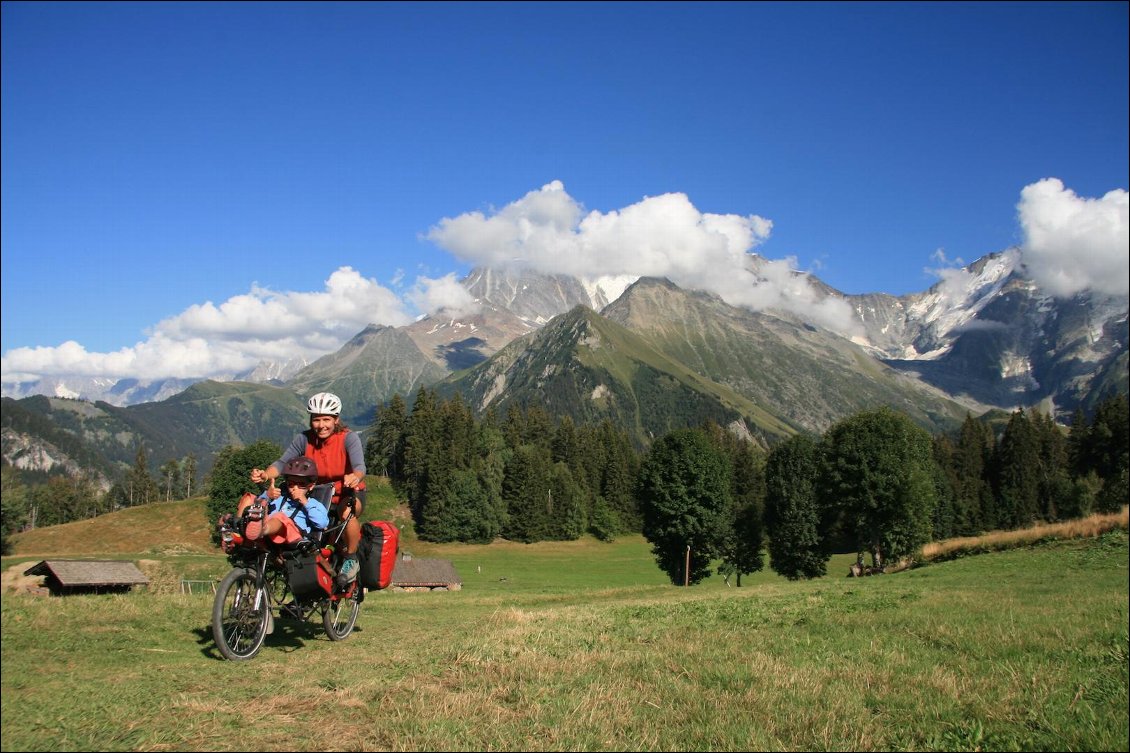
[285,476,315,486]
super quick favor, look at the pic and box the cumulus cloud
[1,267,416,384]
[1018,178,1129,297]
[406,273,481,319]
[427,180,859,333]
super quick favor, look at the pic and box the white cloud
[924,248,977,302]
[406,273,481,319]
[1,267,414,384]
[427,180,859,333]
[1018,178,1129,297]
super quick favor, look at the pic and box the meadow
[1,494,1127,752]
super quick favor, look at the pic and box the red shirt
[303,429,366,504]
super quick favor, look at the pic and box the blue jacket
[257,490,330,535]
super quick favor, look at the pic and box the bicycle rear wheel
[322,586,361,640]
[212,567,269,660]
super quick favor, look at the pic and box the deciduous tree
[764,434,828,580]
[819,408,937,570]
[205,440,282,542]
[636,429,732,585]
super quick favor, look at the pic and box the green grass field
[2,492,1127,751]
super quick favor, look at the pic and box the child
[236,456,330,546]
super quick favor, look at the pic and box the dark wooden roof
[390,558,461,588]
[23,560,150,587]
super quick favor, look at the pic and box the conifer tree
[931,433,959,540]
[1,466,29,553]
[1031,407,1069,521]
[473,411,510,532]
[502,444,553,542]
[522,404,555,450]
[995,409,1042,528]
[413,395,491,542]
[367,393,408,482]
[451,467,506,543]
[205,439,282,541]
[552,416,595,507]
[1066,406,1090,478]
[548,462,587,540]
[403,388,441,518]
[27,475,101,526]
[1089,393,1129,512]
[127,442,160,507]
[953,414,994,533]
[701,422,765,586]
[597,419,641,532]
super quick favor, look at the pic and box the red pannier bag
[358,521,399,590]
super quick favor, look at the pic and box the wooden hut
[389,557,462,591]
[23,560,149,596]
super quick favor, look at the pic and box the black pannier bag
[285,550,334,601]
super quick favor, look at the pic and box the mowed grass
[1,494,1127,751]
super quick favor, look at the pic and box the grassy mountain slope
[287,324,448,426]
[435,305,795,446]
[121,379,309,464]
[1,396,121,482]
[4,380,309,478]
[603,278,970,434]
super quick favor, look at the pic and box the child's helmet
[283,456,319,480]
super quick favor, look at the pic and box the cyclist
[250,392,366,587]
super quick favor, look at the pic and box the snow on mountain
[3,254,1124,415]
[233,357,310,384]
[581,274,639,312]
[846,249,1022,360]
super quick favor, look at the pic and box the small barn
[390,557,462,591]
[23,560,150,596]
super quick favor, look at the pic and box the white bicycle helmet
[306,392,342,416]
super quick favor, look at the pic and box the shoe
[336,556,359,588]
[244,520,262,541]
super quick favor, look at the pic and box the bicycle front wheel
[212,567,269,660]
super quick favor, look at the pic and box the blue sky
[2,1,1127,387]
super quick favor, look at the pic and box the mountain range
[3,248,1126,482]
